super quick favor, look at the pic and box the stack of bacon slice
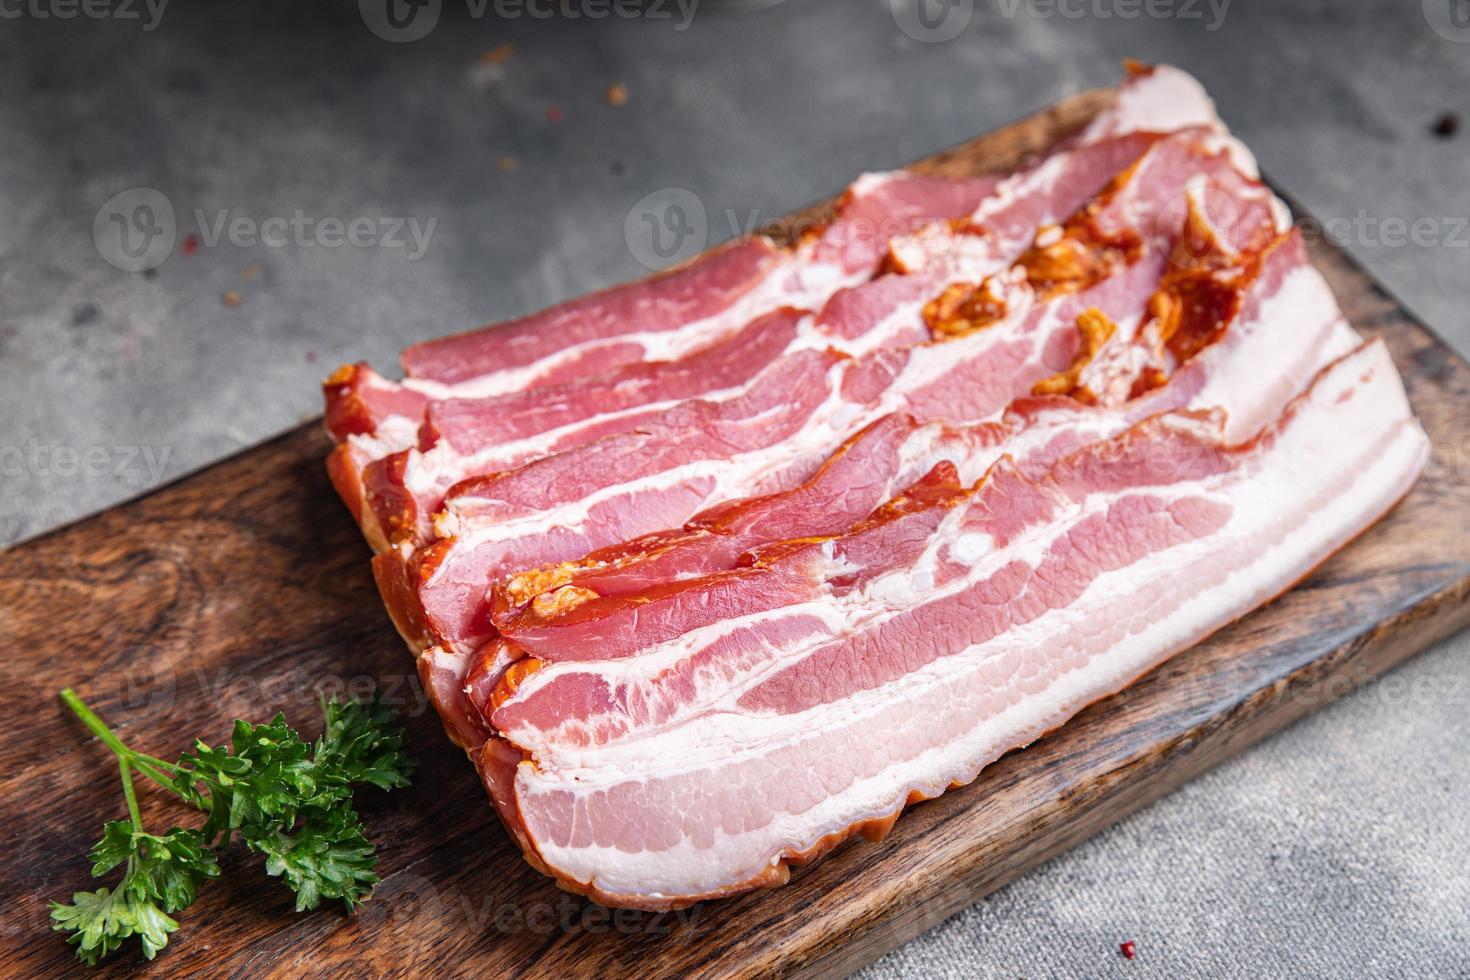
[322,64,1428,909]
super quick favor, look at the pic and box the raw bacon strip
[401,237,787,387]
[494,339,1427,908]
[1086,63,1235,144]
[397,169,979,396]
[380,128,1282,654]
[488,231,1355,664]
[323,236,780,447]
[323,363,431,443]
[424,309,803,454]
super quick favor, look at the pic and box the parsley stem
[59,688,133,760]
[119,758,143,833]
[58,689,182,794]
[132,759,182,791]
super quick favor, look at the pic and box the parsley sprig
[51,688,415,966]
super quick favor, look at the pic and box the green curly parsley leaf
[174,714,345,846]
[51,885,177,966]
[52,822,219,964]
[315,692,417,792]
[245,803,381,912]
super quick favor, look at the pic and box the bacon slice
[488,339,1426,908]
[805,170,1002,275]
[396,168,991,395]
[408,238,788,387]
[324,236,781,447]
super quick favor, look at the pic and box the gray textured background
[2,1,1467,976]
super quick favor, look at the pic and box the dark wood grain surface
[3,91,1468,979]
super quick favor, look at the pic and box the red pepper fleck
[546,105,564,124]
[1120,940,1137,960]
[181,233,200,256]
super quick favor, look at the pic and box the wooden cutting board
[4,90,1469,979]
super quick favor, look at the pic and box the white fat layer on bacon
[893,424,999,488]
[1181,171,1291,242]
[844,170,905,198]
[344,414,420,461]
[1080,65,1248,170]
[495,256,1364,755]
[512,342,1427,900]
